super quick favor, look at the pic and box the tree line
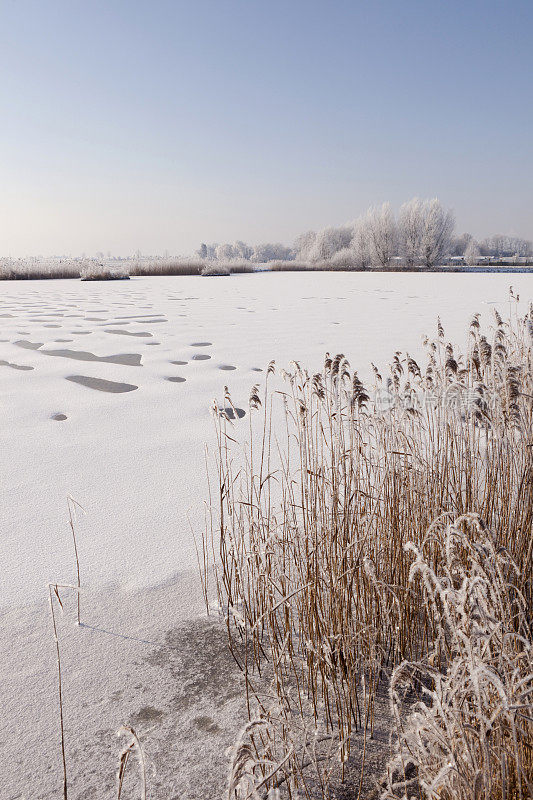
[196,198,532,267]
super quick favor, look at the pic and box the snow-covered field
[2,271,530,607]
[1,272,531,798]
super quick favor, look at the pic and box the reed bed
[266,261,399,272]
[0,257,130,280]
[267,260,359,272]
[0,257,88,280]
[1,257,529,280]
[80,263,129,280]
[201,263,232,276]
[204,296,533,798]
[226,260,257,274]
[129,258,204,276]
[129,258,256,276]
[268,260,318,272]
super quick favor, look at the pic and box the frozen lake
[1,271,531,606]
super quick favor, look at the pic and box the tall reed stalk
[48,583,80,800]
[205,298,533,798]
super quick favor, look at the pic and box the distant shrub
[80,263,129,281]
[201,263,231,276]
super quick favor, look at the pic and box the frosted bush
[80,262,129,280]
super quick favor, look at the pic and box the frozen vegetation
[196,197,532,269]
[80,263,130,281]
[209,291,533,798]
[1,199,532,282]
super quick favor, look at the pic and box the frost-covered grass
[382,514,533,800]
[131,258,256,277]
[80,263,130,281]
[0,257,131,280]
[0,255,530,280]
[0,257,87,280]
[206,297,533,798]
[129,258,204,276]
[269,258,364,271]
[201,263,231,277]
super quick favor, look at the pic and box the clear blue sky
[1,0,531,256]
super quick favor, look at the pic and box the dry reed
[48,582,80,800]
[204,295,533,798]
[0,258,90,280]
[129,258,204,276]
[67,495,84,625]
[80,263,129,280]
[381,513,533,800]
[117,726,147,800]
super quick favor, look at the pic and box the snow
[0,572,248,799]
[1,271,531,798]
[0,272,531,608]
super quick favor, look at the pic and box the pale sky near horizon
[1,0,532,257]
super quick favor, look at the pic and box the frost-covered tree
[464,239,480,265]
[481,234,507,258]
[331,248,357,268]
[307,225,353,262]
[515,238,532,257]
[398,198,424,267]
[251,243,293,263]
[418,199,455,267]
[350,215,372,268]
[398,198,454,267]
[364,203,397,267]
[481,235,532,258]
[513,237,533,257]
[215,243,237,261]
[232,240,253,260]
[294,231,317,260]
[200,241,292,262]
[450,232,473,256]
